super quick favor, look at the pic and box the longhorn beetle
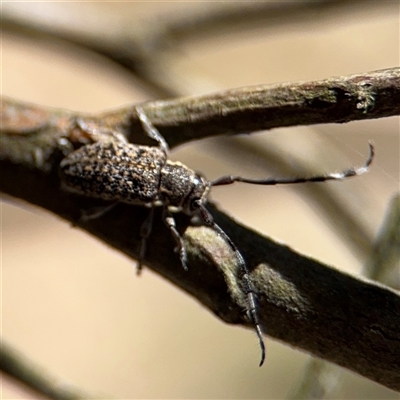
[60,106,374,366]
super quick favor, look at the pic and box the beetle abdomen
[60,141,166,204]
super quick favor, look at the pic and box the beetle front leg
[162,208,188,271]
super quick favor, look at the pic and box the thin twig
[103,68,400,147]
[364,194,400,286]
[0,342,89,400]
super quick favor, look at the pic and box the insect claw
[256,325,266,367]
[181,261,189,272]
[136,261,144,276]
[178,248,188,271]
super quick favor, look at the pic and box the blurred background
[2,2,399,399]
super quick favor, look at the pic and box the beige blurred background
[1,2,399,399]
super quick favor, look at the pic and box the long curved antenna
[211,142,374,187]
[196,201,266,366]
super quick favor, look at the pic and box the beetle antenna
[196,201,266,366]
[211,142,374,187]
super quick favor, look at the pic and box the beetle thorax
[160,161,210,215]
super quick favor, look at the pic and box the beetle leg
[136,106,169,154]
[80,202,118,221]
[137,207,155,276]
[162,208,188,271]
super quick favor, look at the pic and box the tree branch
[2,68,398,157]
[102,68,399,148]
[1,95,399,391]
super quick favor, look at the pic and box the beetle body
[60,140,210,214]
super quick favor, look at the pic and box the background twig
[0,342,88,400]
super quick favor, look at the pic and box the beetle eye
[191,198,201,211]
